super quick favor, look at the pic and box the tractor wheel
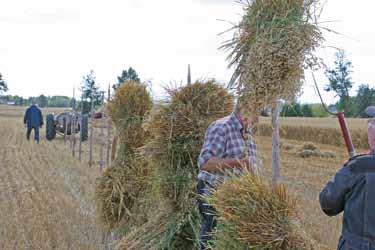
[46,114,56,141]
[80,115,88,142]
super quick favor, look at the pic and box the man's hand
[202,157,252,173]
[237,158,251,171]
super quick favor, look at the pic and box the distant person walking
[24,102,43,143]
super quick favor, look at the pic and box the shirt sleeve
[319,165,354,216]
[198,125,226,169]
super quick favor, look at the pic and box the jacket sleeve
[39,110,44,126]
[24,109,28,125]
[319,165,353,216]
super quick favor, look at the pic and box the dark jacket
[24,105,43,128]
[320,154,375,250]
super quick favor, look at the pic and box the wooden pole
[69,86,74,149]
[337,112,356,158]
[106,84,111,166]
[187,64,191,85]
[272,100,282,186]
[72,87,76,157]
[69,113,73,149]
[89,87,94,167]
[64,117,67,144]
[99,92,105,171]
[79,94,83,162]
[73,115,77,156]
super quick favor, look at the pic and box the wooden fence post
[72,112,76,157]
[106,85,111,167]
[69,113,73,149]
[89,88,94,167]
[79,95,83,162]
[72,87,76,156]
[272,100,282,186]
[99,92,105,172]
[64,117,67,144]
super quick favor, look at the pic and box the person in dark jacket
[23,102,44,143]
[320,106,375,250]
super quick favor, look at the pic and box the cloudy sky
[1,0,375,104]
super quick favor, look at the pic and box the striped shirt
[197,112,257,188]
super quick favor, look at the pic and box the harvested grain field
[257,116,369,148]
[0,105,367,249]
[0,105,108,250]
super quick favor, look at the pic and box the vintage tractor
[46,112,88,141]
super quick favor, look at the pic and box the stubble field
[0,105,109,250]
[0,105,367,249]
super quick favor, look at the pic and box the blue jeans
[26,126,40,143]
[197,180,217,250]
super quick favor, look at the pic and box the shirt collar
[230,112,243,131]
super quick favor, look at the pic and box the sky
[1,0,375,104]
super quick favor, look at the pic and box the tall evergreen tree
[325,50,353,115]
[113,67,140,90]
[81,70,102,113]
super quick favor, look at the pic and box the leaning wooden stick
[312,72,356,158]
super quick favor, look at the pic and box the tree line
[0,67,140,113]
[281,83,375,118]
[0,95,73,108]
[2,56,373,117]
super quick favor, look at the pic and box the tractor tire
[80,115,88,142]
[46,114,56,141]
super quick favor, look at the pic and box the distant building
[7,101,16,105]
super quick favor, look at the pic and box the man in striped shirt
[197,103,259,249]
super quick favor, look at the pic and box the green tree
[81,70,102,113]
[353,84,375,117]
[28,97,38,106]
[0,73,8,94]
[48,96,71,107]
[38,94,48,107]
[114,67,140,90]
[281,102,302,117]
[325,50,353,115]
[301,104,313,117]
[311,104,329,117]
